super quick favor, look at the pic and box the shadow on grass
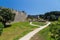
[4,24,11,28]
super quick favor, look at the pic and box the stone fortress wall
[12,10,27,22]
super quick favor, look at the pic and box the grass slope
[32,22,46,26]
[0,22,37,40]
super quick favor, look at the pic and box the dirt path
[19,22,51,40]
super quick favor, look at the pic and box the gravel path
[19,22,51,40]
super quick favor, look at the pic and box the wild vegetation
[43,11,60,21]
[49,21,60,40]
[0,7,15,27]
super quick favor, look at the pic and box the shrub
[58,17,60,21]
[0,22,4,35]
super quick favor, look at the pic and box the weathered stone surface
[12,10,27,22]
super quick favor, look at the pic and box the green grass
[32,22,46,26]
[37,27,51,40]
[0,22,37,40]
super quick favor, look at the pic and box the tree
[0,7,15,27]
[44,11,60,21]
[27,15,34,20]
[50,15,56,21]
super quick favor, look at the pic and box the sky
[0,0,60,15]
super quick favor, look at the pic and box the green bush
[0,22,4,35]
[58,17,60,21]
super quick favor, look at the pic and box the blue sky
[0,0,60,15]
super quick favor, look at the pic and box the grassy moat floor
[0,22,38,40]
